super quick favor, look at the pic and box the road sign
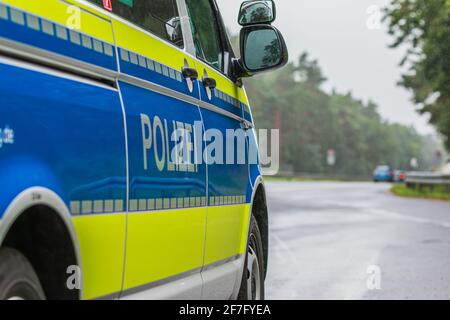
[410,157,419,169]
[327,149,336,166]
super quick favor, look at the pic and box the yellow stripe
[112,17,250,107]
[72,213,126,300]
[112,18,196,75]
[65,0,111,21]
[238,86,251,109]
[72,203,250,298]
[204,204,250,265]
[1,0,114,43]
[123,207,207,290]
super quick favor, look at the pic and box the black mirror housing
[236,24,288,78]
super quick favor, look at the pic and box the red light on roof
[103,0,112,11]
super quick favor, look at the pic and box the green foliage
[244,52,441,176]
[391,184,450,201]
[384,0,450,150]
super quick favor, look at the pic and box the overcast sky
[216,0,434,134]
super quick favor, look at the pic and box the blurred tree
[243,52,441,177]
[384,0,450,150]
[295,53,327,90]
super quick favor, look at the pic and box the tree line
[244,53,443,177]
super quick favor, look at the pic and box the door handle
[202,76,217,89]
[182,67,198,81]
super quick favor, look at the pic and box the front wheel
[237,215,265,300]
[0,247,45,300]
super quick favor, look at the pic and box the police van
[0,0,287,300]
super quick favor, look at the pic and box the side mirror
[165,17,183,46]
[238,0,276,26]
[236,25,288,77]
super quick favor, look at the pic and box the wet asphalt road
[264,182,450,300]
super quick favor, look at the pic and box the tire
[237,215,265,300]
[0,247,45,300]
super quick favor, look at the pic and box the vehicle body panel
[0,58,127,299]
[0,0,265,300]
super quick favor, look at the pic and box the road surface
[264,182,450,300]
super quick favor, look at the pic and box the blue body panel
[242,103,253,124]
[247,128,262,201]
[199,108,249,201]
[0,62,126,218]
[195,78,259,204]
[119,53,252,205]
[119,81,207,204]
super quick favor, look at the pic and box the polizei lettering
[140,114,201,173]
[140,113,275,172]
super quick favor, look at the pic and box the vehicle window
[87,0,183,48]
[185,0,223,71]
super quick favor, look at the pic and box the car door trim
[0,38,117,86]
[200,100,247,123]
[92,254,241,300]
[0,51,116,91]
[176,0,196,55]
[116,267,202,299]
[118,72,198,106]
[201,254,242,272]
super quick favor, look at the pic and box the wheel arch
[249,178,269,279]
[0,187,83,300]
[231,176,269,299]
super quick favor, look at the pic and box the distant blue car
[373,166,394,182]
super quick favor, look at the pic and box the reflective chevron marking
[69,195,246,215]
[0,3,114,57]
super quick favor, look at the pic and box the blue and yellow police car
[0,0,287,300]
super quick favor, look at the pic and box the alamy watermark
[366,265,382,290]
[366,5,382,30]
[67,265,82,290]
[0,125,14,149]
[66,6,81,30]
[140,114,280,176]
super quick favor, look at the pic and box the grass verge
[391,184,450,201]
[263,176,338,182]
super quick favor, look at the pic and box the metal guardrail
[406,172,450,191]
[274,171,369,181]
